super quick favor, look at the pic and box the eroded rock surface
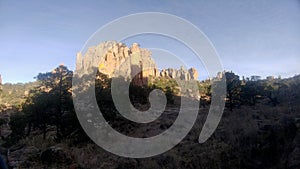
[76,41,199,85]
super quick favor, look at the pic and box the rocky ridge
[76,41,199,85]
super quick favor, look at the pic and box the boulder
[40,146,68,164]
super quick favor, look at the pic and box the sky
[0,0,300,83]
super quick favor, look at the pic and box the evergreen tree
[225,72,241,111]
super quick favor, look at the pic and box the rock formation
[189,68,199,80]
[160,67,199,81]
[76,41,199,86]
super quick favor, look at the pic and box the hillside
[0,82,39,109]
[0,42,299,168]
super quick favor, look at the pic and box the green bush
[6,112,28,145]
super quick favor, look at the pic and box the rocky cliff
[76,41,199,85]
[160,67,199,81]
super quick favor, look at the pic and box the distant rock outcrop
[76,41,199,85]
[160,67,199,81]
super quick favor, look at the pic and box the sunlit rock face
[160,67,199,81]
[76,41,199,86]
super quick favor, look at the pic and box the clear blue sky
[0,0,300,83]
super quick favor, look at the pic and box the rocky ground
[0,101,300,169]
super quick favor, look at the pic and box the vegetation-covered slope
[0,65,299,169]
